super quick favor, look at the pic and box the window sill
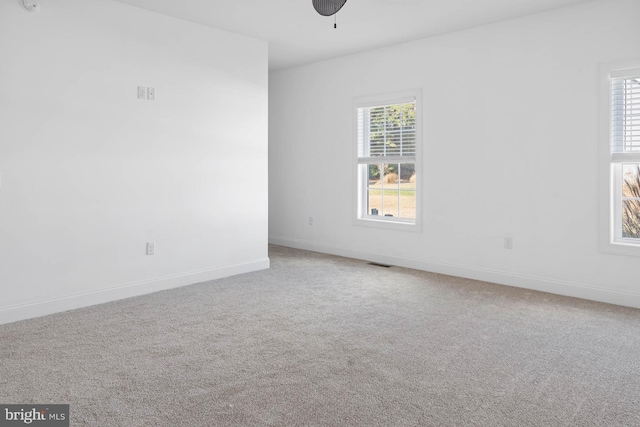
[354,217,422,233]
[600,240,640,257]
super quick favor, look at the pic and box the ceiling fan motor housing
[312,0,348,17]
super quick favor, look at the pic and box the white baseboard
[0,258,270,325]
[269,236,640,310]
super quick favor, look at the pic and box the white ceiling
[113,0,593,70]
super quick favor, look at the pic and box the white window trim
[598,60,640,256]
[353,89,423,232]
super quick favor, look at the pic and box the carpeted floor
[1,245,639,426]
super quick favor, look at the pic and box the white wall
[0,0,269,324]
[269,0,640,308]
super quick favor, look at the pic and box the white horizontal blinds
[357,107,367,158]
[357,100,416,163]
[612,73,640,155]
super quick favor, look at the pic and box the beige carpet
[1,245,639,426]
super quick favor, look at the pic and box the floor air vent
[368,262,392,268]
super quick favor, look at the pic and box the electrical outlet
[308,216,314,225]
[138,86,147,100]
[504,237,513,250]
[147,87,155,101]
[146,242,155,255]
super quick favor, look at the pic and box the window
[354,90,421,230]
[600,62,640,255]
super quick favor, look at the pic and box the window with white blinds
[601,64,640,254]
[354,90,421,230]
[611,71,640,156]
[357,100,416,163]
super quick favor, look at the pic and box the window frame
[353,89,422,232]
[598,60,640,256]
